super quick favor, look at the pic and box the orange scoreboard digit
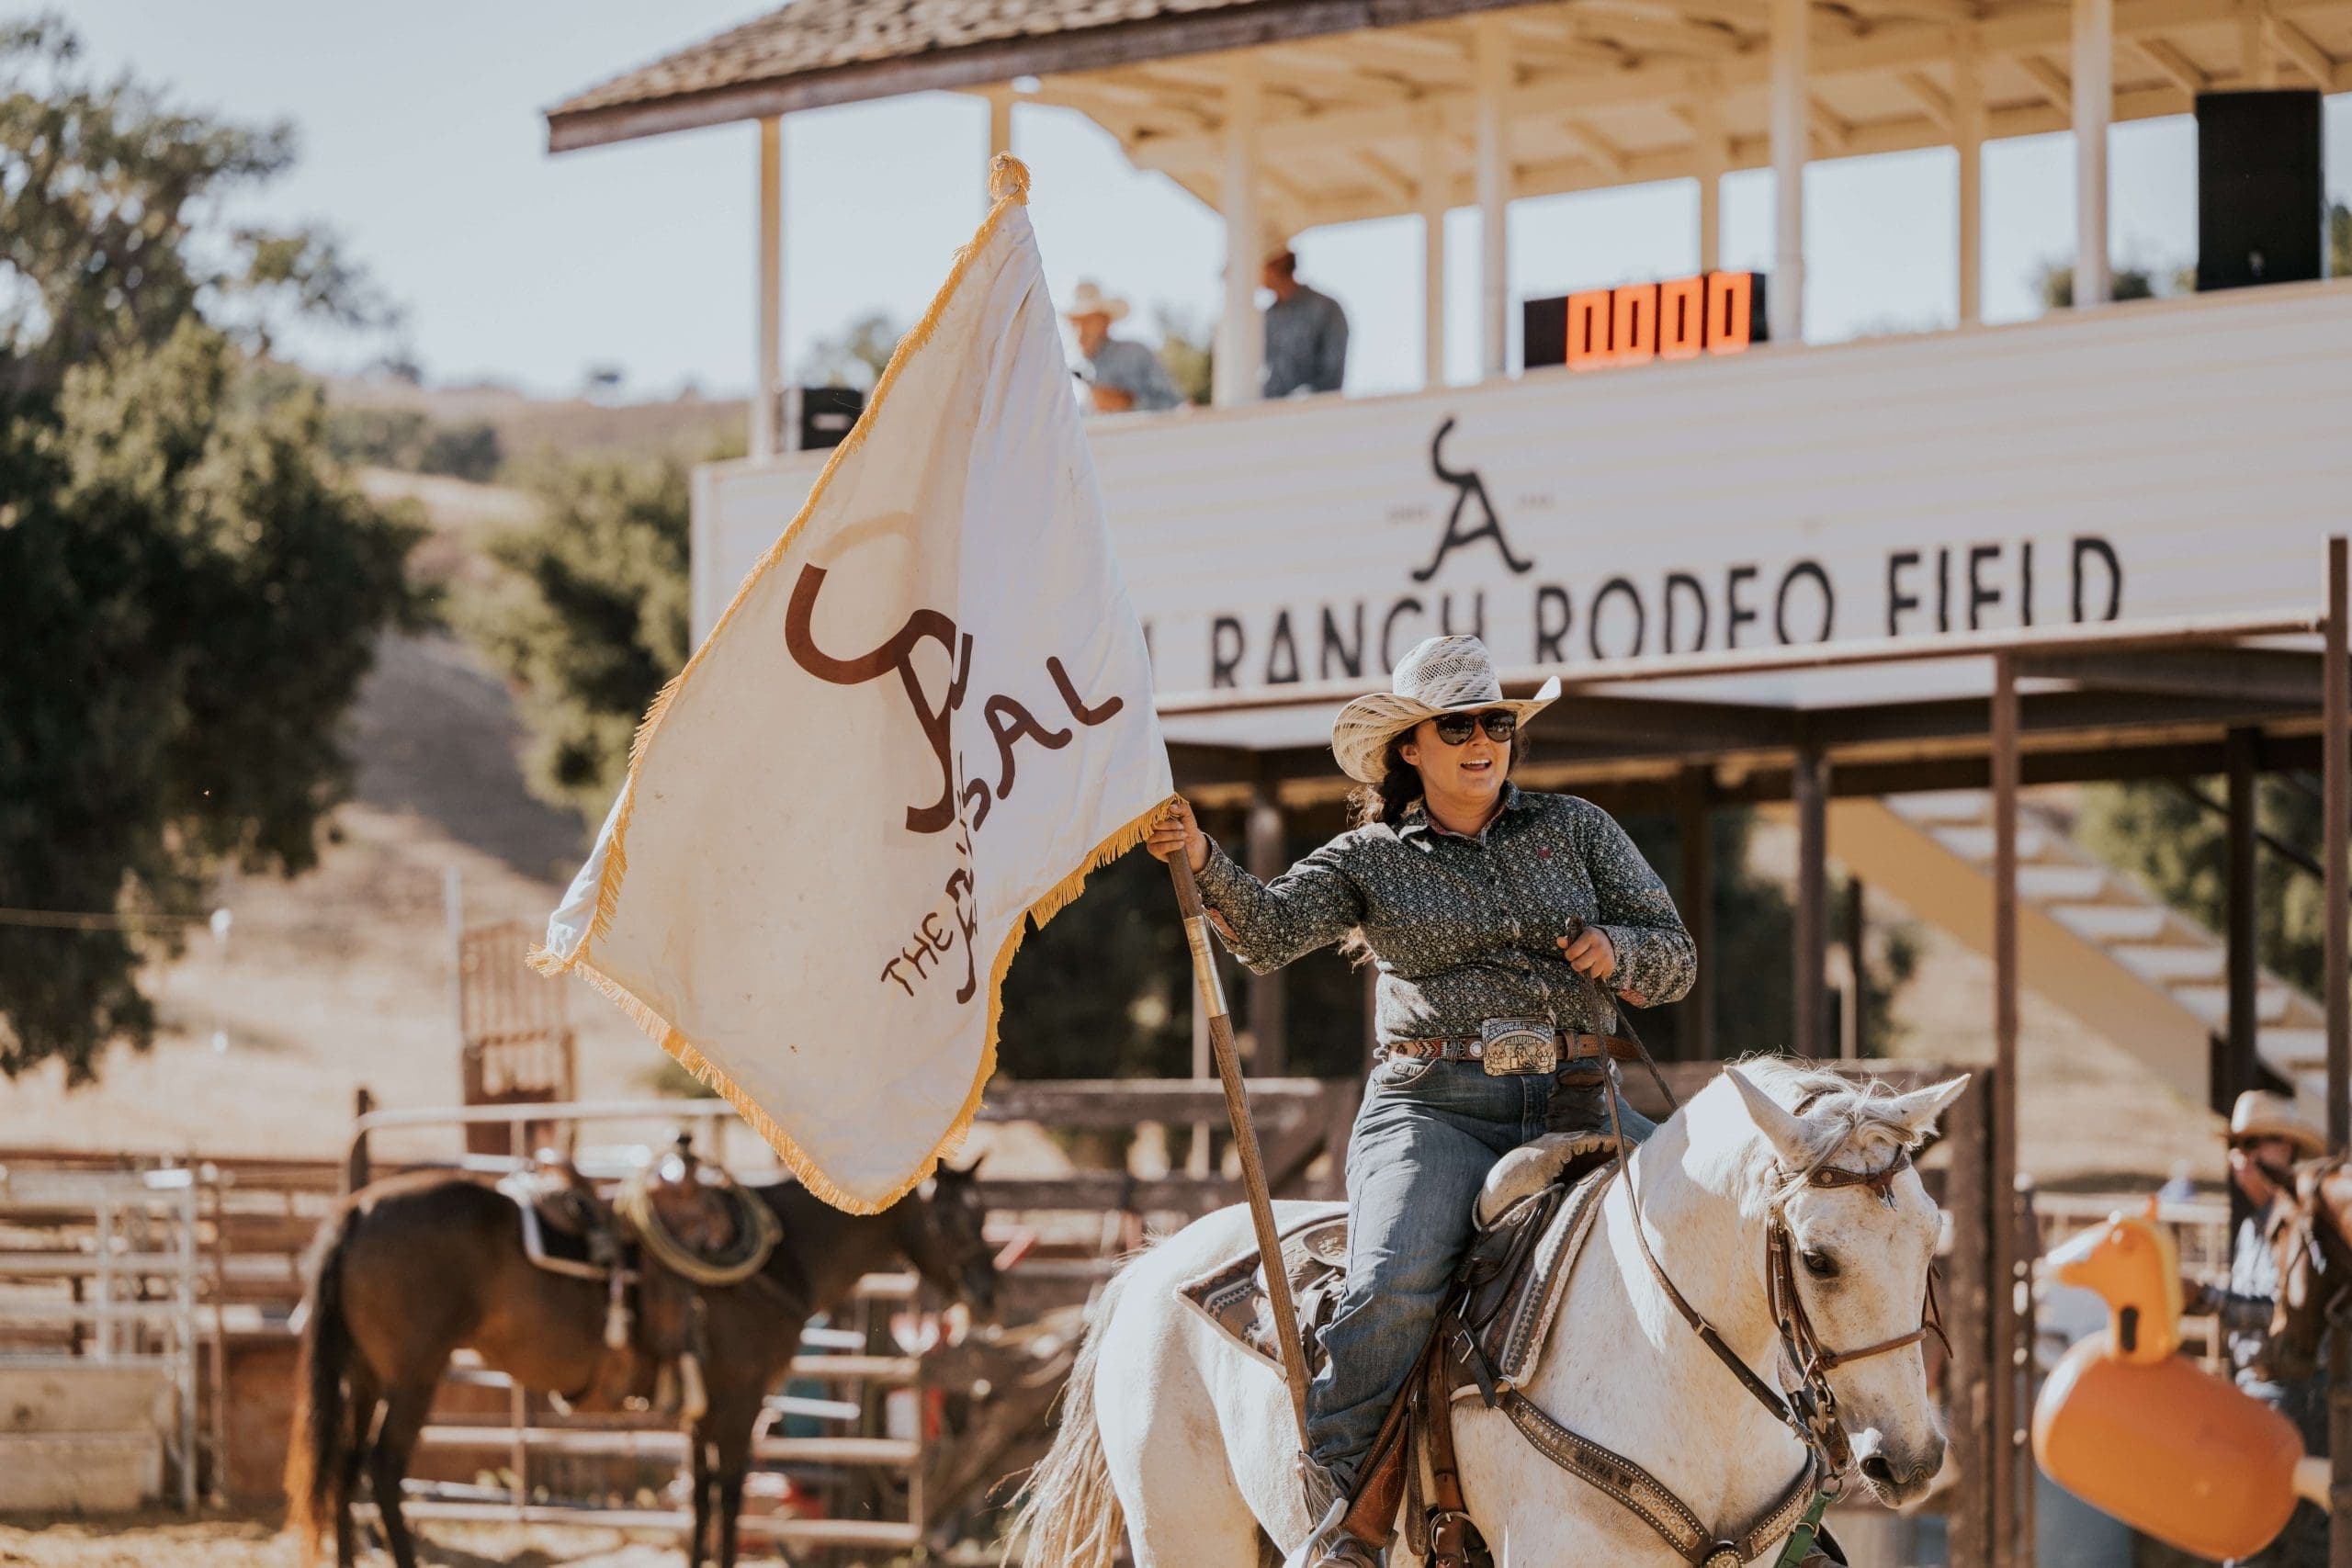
[1523,271,1767,372]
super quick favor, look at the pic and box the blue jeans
[1306,1058,1657,1493]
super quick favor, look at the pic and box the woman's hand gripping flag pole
[1165,838,1315,1450]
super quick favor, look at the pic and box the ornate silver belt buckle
[1479,1019,1558,1077]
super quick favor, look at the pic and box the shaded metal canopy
[548,0,2352,232]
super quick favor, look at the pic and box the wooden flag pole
[1167,850,1316,1450]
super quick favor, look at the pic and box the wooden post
[1473,17,1510,378]
[2324,536,2350,1568]
[1991,653,2023,1568]
[1769,0,1808,344]
[1247,787,1288,1075]
[2225,728,2260,1112]
[1844,874,1867,1060]
[1945,1072,1994,1568]
[348,1087,375,1193]
[1420,118,1448,389]
[1678,764,1715,1061]
[1692,79,1725,276]
[2241,0,2277,86]
[1793,745,1828,1057]
[752,116,784,459]
[989,93,1014,166]
[1215,72,1264,408]
[1954,28,1985,326]
[1169,852,1313,1446]
[2073,0,2113,307]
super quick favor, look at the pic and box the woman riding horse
[1146,633,1696,1568]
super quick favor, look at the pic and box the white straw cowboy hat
[1330,636,1560,785]
[1061,280,1129,323]
[2230,1089,2325,1159]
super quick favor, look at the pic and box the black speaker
[793,387,864,451]
[2197,89,2324,291]
[1523,296,1569,369]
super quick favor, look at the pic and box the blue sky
[65,1,2352,400]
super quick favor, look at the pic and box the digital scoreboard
[1523,271,1769,372]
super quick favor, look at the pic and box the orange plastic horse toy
[2033,1206,2321,1562]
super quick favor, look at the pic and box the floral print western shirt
[1194,784,1696,1045]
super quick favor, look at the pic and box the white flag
[535,159,1172,1212]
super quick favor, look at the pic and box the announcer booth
[547,4,2352,1566]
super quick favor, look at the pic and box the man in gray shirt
[1063,280,1180,414]
[1261,243,1349,398]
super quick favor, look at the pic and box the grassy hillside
[325,374,746,471]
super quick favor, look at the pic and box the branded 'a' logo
[1411,417,1533,583]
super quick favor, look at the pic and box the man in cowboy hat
[1261,241,1349,399]
[1149,635,1694,1568]
[2188,1091,2328,1568]
[1063,279,1180,414]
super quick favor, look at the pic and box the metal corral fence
[0,1164,203,1511]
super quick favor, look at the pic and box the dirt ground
[0,1510,743,1567]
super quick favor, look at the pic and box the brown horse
[2265,1156,2352,1380]
[286,1162,998,1568]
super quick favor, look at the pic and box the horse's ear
[1725,1067,1814,1168]
[1883,1075,1971,1144]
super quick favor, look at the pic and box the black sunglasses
[1431,709,1517,746]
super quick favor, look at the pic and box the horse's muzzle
[1855,1433,1945,1506]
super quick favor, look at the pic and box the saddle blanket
[1174,1158,1618,1397]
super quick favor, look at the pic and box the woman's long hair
[1346,734,1422,829]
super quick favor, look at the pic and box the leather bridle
[1762,1153,1950,1472]
[1606,1086,1946,1479]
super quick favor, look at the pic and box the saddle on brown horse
[498,1135,786,1420]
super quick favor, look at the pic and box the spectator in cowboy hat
[1261,240,1349,399]
[2186,1090,2327,1568]
[1062,279,1180,414]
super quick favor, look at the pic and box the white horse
[1017,1059,1969,1568]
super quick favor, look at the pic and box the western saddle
[1181,1127,1858,1568]
[498,1133,785,1422]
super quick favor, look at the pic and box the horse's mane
[1728,1055,1933,1192]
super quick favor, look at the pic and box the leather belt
[1385,1032,1638,1066]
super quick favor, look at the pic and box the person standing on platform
[1063,280,1180,415]
[2188,1090,2329,1568]
[1261,242,1349,399]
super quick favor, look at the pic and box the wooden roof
[550,0,2352,234]
[546,0,1536,152]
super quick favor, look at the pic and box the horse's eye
[1802,1249,1839,1280]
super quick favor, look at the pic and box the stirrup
[1297,1473,1385,1568]
[1298,1455,1345,1529]
[1309,1535,1385,1568]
